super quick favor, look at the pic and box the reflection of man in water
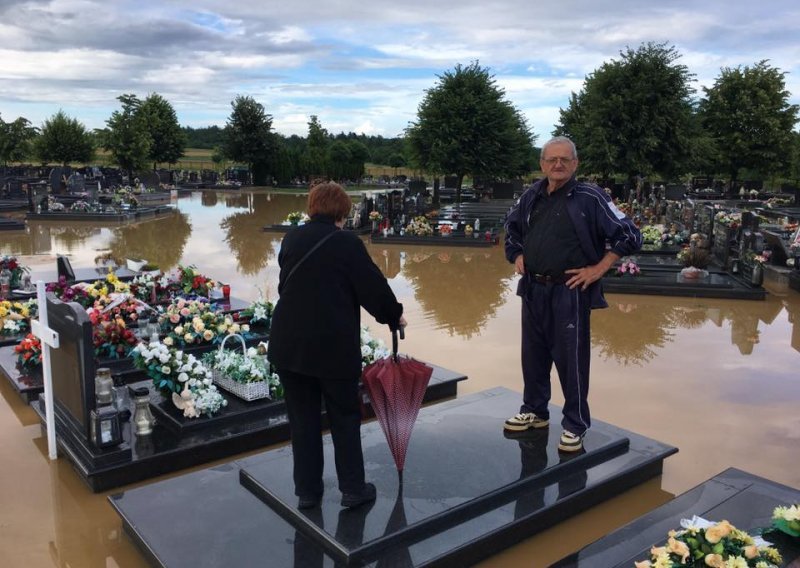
[503,136,642,453]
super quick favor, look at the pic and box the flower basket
[126,258,147,272]
[210,334,272,401]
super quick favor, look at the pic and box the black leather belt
[532,273,568,285]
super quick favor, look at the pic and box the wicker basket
[211,334,272,402]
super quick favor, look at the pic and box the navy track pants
[520,281,591,435]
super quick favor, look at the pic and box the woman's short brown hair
[307,182,352,220]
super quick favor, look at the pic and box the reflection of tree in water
[669,306,708,329]
[201,191,218,207]
[220,210,278,275]
[50,225,102,252]
[592,301,679,365]
[401,247,514,338]
[108,212,192,269]
[368,247,403,279]
[725,305,761,356]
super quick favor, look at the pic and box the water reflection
[108,211,192,269]
[397,246,515,338]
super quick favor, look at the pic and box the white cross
[30,280,60,460]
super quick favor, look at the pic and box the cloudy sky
[1,0,798,141]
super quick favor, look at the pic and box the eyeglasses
[542,157,575,165]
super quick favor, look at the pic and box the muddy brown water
[1,191,798,567]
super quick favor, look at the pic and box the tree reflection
[400,246,514,338]
[108,211,192,269]
[592,301,679,365]
[220,210,278,275]
[50,225,102,252]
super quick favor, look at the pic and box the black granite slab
[240,399,630,565]
[370,233,498,247]
[109,387,677,568]
[32,362,465,492]
[25,206,175,223]
[0,216,25,230]
[552,468,800,567]
[603,269,765,300]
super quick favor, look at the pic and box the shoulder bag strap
[282,229,339,288]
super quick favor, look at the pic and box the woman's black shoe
[298,493,322,509]
[340,483,376,509]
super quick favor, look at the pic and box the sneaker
[558,430,584,452]
[504,412,549,432]
[341,482,376,509]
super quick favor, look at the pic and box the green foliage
[222,95,275,183]
[405,62,536,192]
[182,125,225,149]
[34,110,94,166]
[699,60,800,183]
[302,115,329,177]
[0,114,37,165]
[103,94,151,178]
[139,93,186,169]
[556,42,695,180]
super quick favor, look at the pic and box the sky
[1,0,799,142]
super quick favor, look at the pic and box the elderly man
[503,136,641,452]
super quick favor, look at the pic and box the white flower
[161,365,171,374]
[178,372,189,383]
[159,353,171,364]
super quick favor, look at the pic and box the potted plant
[677,246,711,279]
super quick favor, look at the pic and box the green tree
[139,93,186,169]
[555,42,695,182]
[34,110,94,166]
[103,94,151,180]
[347,140,370,180]
[222,95,275,185]
[0,115,37,165]
[327,140,351,181]
[405,62,536,201]
[699,60,799,186]
[302,115,329,178]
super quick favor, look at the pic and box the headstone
[444,176,458,189]
[407,180,427,195]
[66,171,85,193]
[139,171,160,189]
[665,184,685,201]
[47,294,95,440]
[57,255,76,282]
[49,166,71,194]
[32,184,49,211]
[491,181,514,199]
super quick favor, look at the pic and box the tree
[139,93,186,169]
[0,114,37,165]
[33,110,94,166]
[222,95,275,185]
[699,60,799,186]
[555,42,695,182]
[405,62,536,200]
[327,140,351,181]
[302,115,329,178]
[347,140,370,180]
[103,94,151,180]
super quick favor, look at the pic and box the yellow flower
[724,556,747,568]
[0,306,7,317]
[704,520,733,544]
[202,330,214,341]
[653,553,672,568]
[183,332,194,343]
[163,337,174,346]
[760,547,782,564]
[667,537,690,563]
[705,554,725,568]
[650,546,666,557]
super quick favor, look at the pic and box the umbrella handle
[392,327,404,360]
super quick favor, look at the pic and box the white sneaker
[503,412,549,432]
[558,430,584,452]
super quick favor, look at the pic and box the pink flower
[180,307,190,317]
[169,313,181,324]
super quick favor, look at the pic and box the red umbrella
[362,329,433,474]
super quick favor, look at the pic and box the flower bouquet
[360,326,390,369]
[202,336,282,401]
[771,504,800,538]
[286,211,306,225]
[634,517,782,568]
[159,298,249,347]
[46,276,93,308]
[677,246,711,279]
[405,216,433,236]
[368,211,383,222]
[239,297,273,330]
[640,225,663,246]
[0,255,30,289]
[131,340,227,418]
[0,300,36,336]
[171,265,215,297]
[15,333,42,370]
[90,312,139,359]
[615,257,641,277]
[439,224,453,237]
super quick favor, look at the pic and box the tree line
[2,41,798,190]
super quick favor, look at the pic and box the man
[503,136,641,452]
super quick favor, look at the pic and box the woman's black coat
[267,216,403,381]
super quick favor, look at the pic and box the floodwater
[1,191,798,567]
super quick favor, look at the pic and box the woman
[268,182,405,509]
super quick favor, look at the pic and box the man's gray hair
[541,136,578,160]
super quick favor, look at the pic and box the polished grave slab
[552,468,800,567]
[602,267,765,300]
[109,387,677,568]
[34,363,465,492]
